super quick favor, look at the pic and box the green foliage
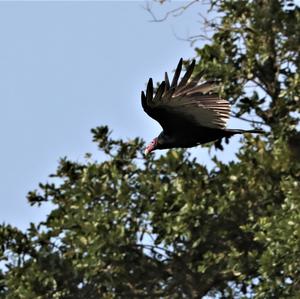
[1,0,300,298]
[197,0,300,135]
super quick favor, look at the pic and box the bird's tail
[214,129,264,150]
[225,129,264,135]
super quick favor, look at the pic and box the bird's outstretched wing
[141,58,231,135]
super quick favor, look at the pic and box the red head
[144,138,158,155]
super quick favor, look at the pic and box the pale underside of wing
[165,93,230,129]
[141,58,231,133]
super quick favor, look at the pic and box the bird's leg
[214,138,224,151]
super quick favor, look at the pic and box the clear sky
[0,1,250,231]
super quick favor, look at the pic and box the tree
[1,0,300,298]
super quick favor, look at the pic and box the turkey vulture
[142,58,263,154]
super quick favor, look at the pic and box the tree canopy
[1,0,300,298]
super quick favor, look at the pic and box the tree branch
[144,0,200,22]
[230,112,266,126]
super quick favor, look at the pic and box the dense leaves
[1,0,300,298]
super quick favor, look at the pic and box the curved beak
[144,147,152,155]
[144,143,154,155]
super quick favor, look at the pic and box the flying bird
[142,58,263,154]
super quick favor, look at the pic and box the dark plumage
[142,58,263,154]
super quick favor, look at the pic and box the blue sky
[0,1,250,231]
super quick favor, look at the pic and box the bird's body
[157,127,264,150]
[156,127,231,150]
[141,58,263,153]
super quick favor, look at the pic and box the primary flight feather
[142,58,263,154]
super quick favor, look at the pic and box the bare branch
[144,0,200,23]
[172,29,211,45]
[144,1,221,46]
[251,79,274,97]
[230,112,265,126]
